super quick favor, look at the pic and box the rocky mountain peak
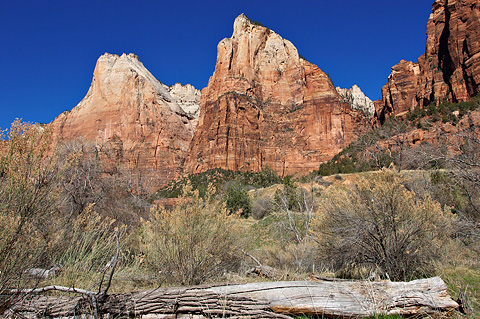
[88,52,185,115]
[232,13,251,35]
[186,14,366,176]
[336,85,375,117]
[51,53,200,188]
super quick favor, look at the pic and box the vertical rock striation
[51,53,200,187]
[185,14,365,177]
[376,0,480,123]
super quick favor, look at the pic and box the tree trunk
[5,277,458,318]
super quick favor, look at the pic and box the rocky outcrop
[185,14,365,177]
[336,85,375,117]
[376,60,422,123]
[166,83,201,121]
[376,0,480,123]
[51,53,200,187]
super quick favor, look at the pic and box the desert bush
[0,120,66,293]
[251,195,273,219]
[141,184,243,285]
[315,168,455,281]
[56,140,151,227]
[266,241,319,274]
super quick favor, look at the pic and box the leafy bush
[224,181,252,217]
[141,184,243,285]
[315,168,455,281]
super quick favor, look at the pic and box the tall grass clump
[52,204,123,289]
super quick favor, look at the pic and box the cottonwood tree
[411,123,480,251]
[405,121,480,221]
[439,124,480,221]
[56,140,105,218]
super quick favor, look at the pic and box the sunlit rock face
[336,85,375,117]
[376,0,480,124]
[51,53,200,187]
[185,14,366,177]
[166,82,201,122]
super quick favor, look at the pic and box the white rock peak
[336,85,375,117]
[166,83,201,120]
[90,53,200,120]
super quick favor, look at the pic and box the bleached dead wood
[23,265,62,279]
[5,277,458,318]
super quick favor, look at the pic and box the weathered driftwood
[6,277,458,318]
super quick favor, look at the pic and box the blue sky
[0,1,433,131]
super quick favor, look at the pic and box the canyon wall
[376,0,480,123]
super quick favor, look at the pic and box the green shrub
[274,176,299,211]
[224,181,252,217]
[254,165,281,187]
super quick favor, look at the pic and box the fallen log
[5,277,458,318]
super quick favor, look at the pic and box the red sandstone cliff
[51,53,200,187]
[376,0,480,124]
[185,14,366,177]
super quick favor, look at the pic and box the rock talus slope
[51,53,200,187]
[185,14,365,177]
[376,0,480,123]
